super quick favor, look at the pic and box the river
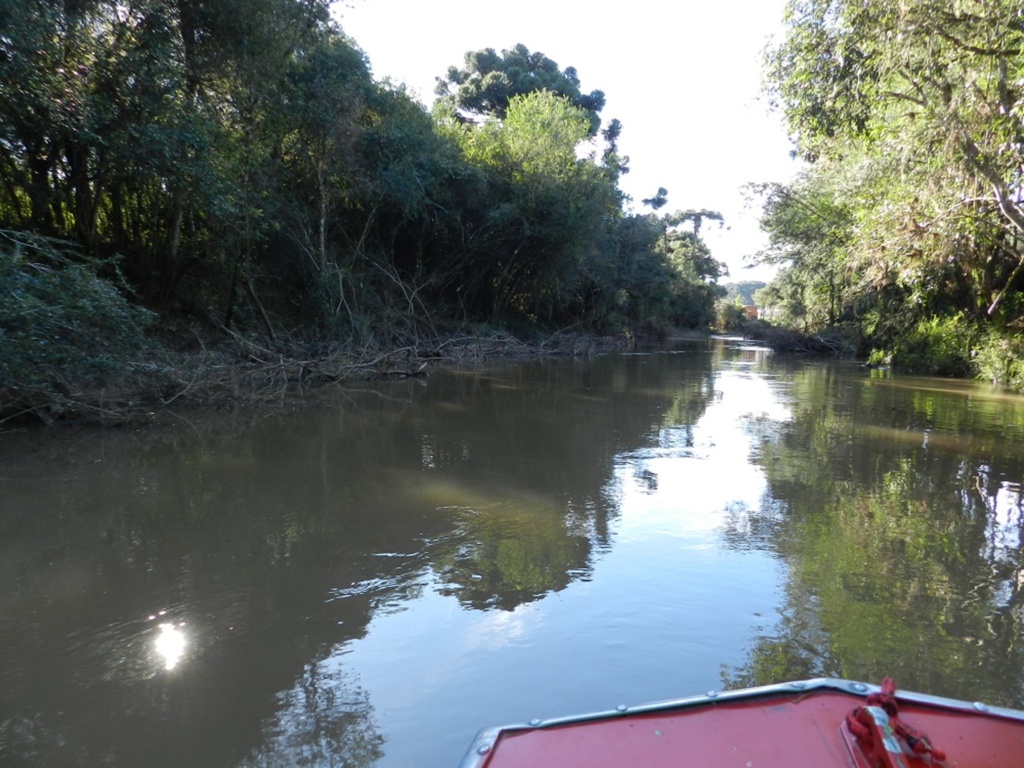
[2,337,1022,766]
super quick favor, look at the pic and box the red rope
[845,677,947,763]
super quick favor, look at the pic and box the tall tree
[661,210,727,328]
[762,0,1024,366]
[440,90,618,323]
[435,43,606,135]
[774,1,1024,305]
[753,176,854,329]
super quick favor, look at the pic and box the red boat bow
[459,678,1024,768]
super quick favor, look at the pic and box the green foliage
[752,175,855,330]
[723,281,766,306]
[760,1,1024,386]
[0,233,154,417]
[570,206,727,334]
[457,90,591,177]
[438,90,625,326]
[972,327,1024,390]
[878,315,977,377]
[766,0,881,160]
[435,43,605,135]
[715,300,746,331]
[641,187,668,211]
[581,213,669,332]
[0,0,727,375]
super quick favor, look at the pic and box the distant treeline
[0,0,726,355]
[753,0,1024,389]
[723,282,766,307]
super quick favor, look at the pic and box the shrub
[0,232,155,421]
[972,327,1024,391]
[715,300,746,331]
[879,314,976,377]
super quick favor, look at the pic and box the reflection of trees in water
[431,505,592,610]
[241,663,383,768]
[388,349,717,609]
[721,365,1024,707]
[0,344,719,765]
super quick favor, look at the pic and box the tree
[661,210,727,327]
[0,0,731,381]
[763,0,1024,371]
[440,90,618,324]
[753,176,854,329]
[723,281,767,306]
[642,187,669,211]
[277,30,374,329]
[600,117,629,179]
[772,0,1024,305]
[435,43,606,135]
[0,0,339,316]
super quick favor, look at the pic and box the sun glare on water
[154,621,187,671]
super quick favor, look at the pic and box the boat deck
[461,680,1024,768]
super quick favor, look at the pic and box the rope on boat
[845,678,947,766]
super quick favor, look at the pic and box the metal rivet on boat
[529,719,541,726]
[616,704,628,713]
[851,683,868,692]
[706,691,719,698]
[476,744,491,755]
[973,702,989,712]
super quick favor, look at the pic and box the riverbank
[0,326,633,429]
[741,321,856,357]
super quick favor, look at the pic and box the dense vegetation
[723,281,766,307]
[0,1,725,423]
[754,0,1024,388]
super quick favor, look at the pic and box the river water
[2,338,1023,767]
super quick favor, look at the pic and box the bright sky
[335,0,797,283]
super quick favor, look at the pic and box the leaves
[761,0,1024,373]
[435,43,606,135]
[0,232,154,403]
[0,1,726,363]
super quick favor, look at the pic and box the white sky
[335,0,797,283]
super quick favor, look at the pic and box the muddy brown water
[2,338,1022,766]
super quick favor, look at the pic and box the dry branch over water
[742,322,856,357]
[0,329,628,428]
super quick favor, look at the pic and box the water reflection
[0,349,721,766]
[154,622,187,671]
[432,505,591,611]
[2,342,1023,767]
[721,362,1024,708]
[241,664,383,768]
